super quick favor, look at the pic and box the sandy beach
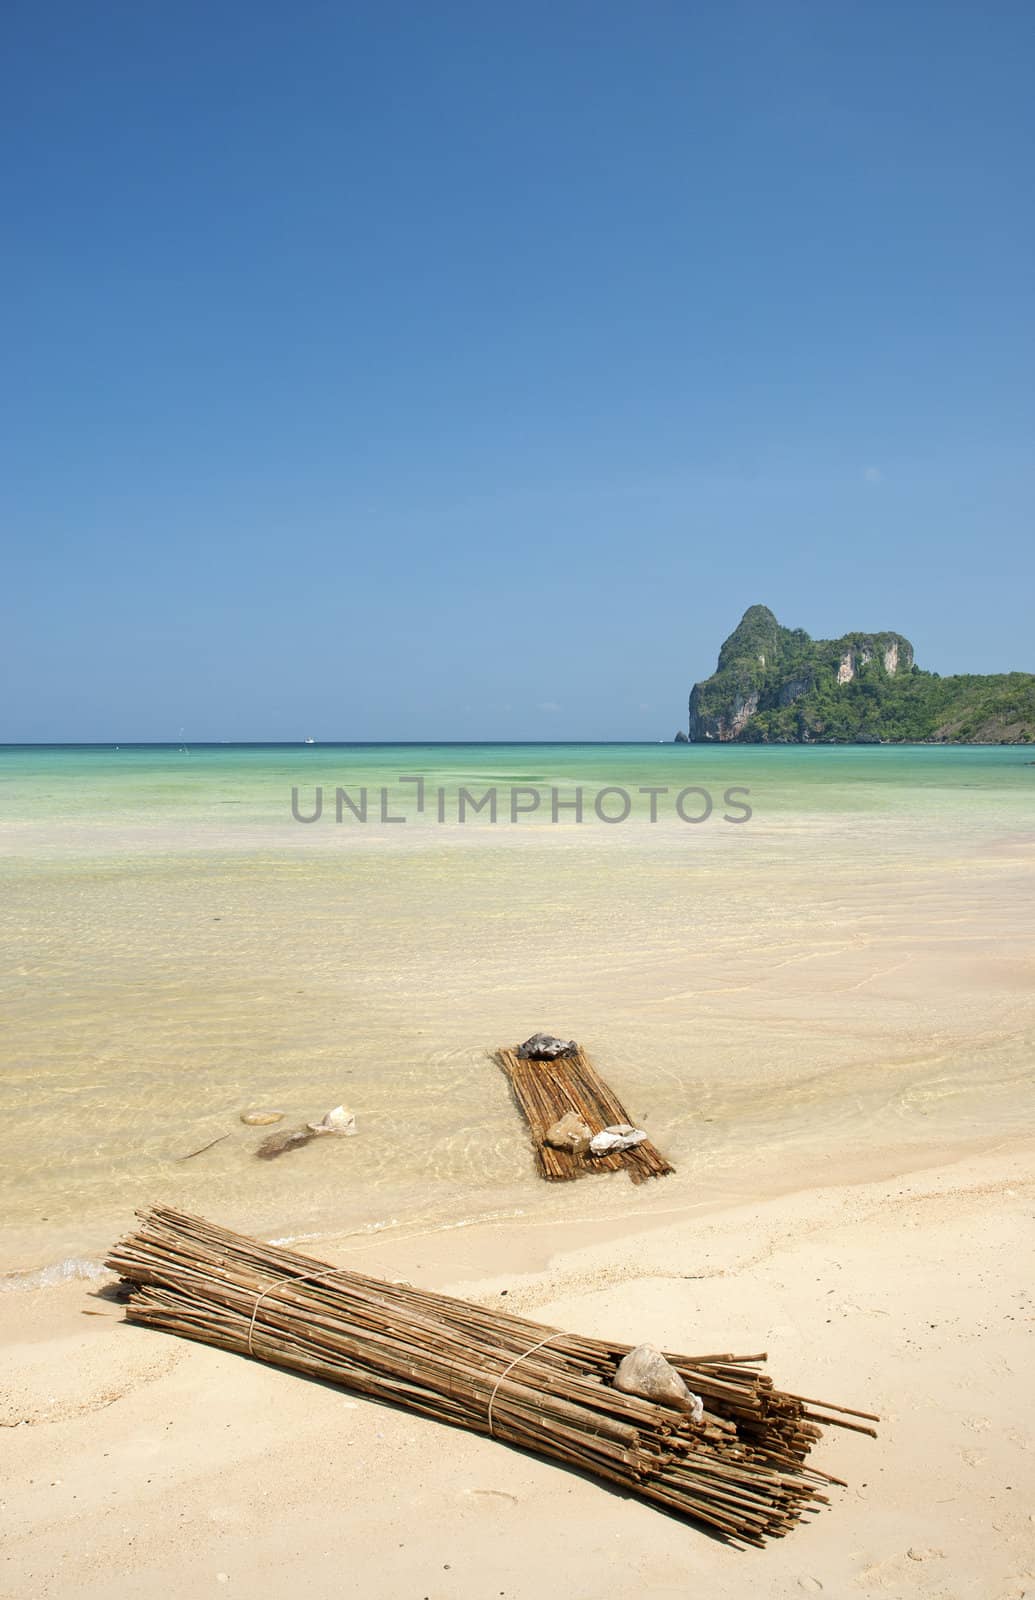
[3,745,1033,1598]
[4,1142,1034,1600]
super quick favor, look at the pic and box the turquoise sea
[1,743,1033,1281]
[1,739,1032,826]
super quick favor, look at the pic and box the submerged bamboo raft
[494,1043,674,1182]
[107,1208,876,1547]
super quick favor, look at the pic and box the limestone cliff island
[680,605,1035,743]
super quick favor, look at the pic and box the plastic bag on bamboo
[589,1123,647,1156]
[614,1344,705,1422]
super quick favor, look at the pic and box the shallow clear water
[1,743,1033,1278]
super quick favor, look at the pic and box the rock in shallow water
[516,1033,578,1060]
[253,1104,357,1156]
[255,1128,315,1160]
[543,1112,592,1154]
[240,1109,285,1126]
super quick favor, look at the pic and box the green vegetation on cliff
[687,606,1035,744]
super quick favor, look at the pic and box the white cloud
[538,701,561,714]
[863,465,883,484]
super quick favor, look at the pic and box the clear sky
[2,1,1032,741]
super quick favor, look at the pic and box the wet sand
[3,791,1034,1275]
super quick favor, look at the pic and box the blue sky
[2,1,1032,740]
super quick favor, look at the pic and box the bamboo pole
[493,1045,673,1182]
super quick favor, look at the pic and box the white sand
[3,1143,1033,1600]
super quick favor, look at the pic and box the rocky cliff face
[688,605,913,741]
[684,606,1033,744]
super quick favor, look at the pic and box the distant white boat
[303,736,316,745]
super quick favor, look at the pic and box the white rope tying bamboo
[485,1332,564,1437]
[246,1269,347,1356]
[247,1270,565,1443]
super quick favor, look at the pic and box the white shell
[307,1104,357,1136]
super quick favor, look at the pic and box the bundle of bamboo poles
[494,1044,674,1182]
[107,1208,876,1547]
